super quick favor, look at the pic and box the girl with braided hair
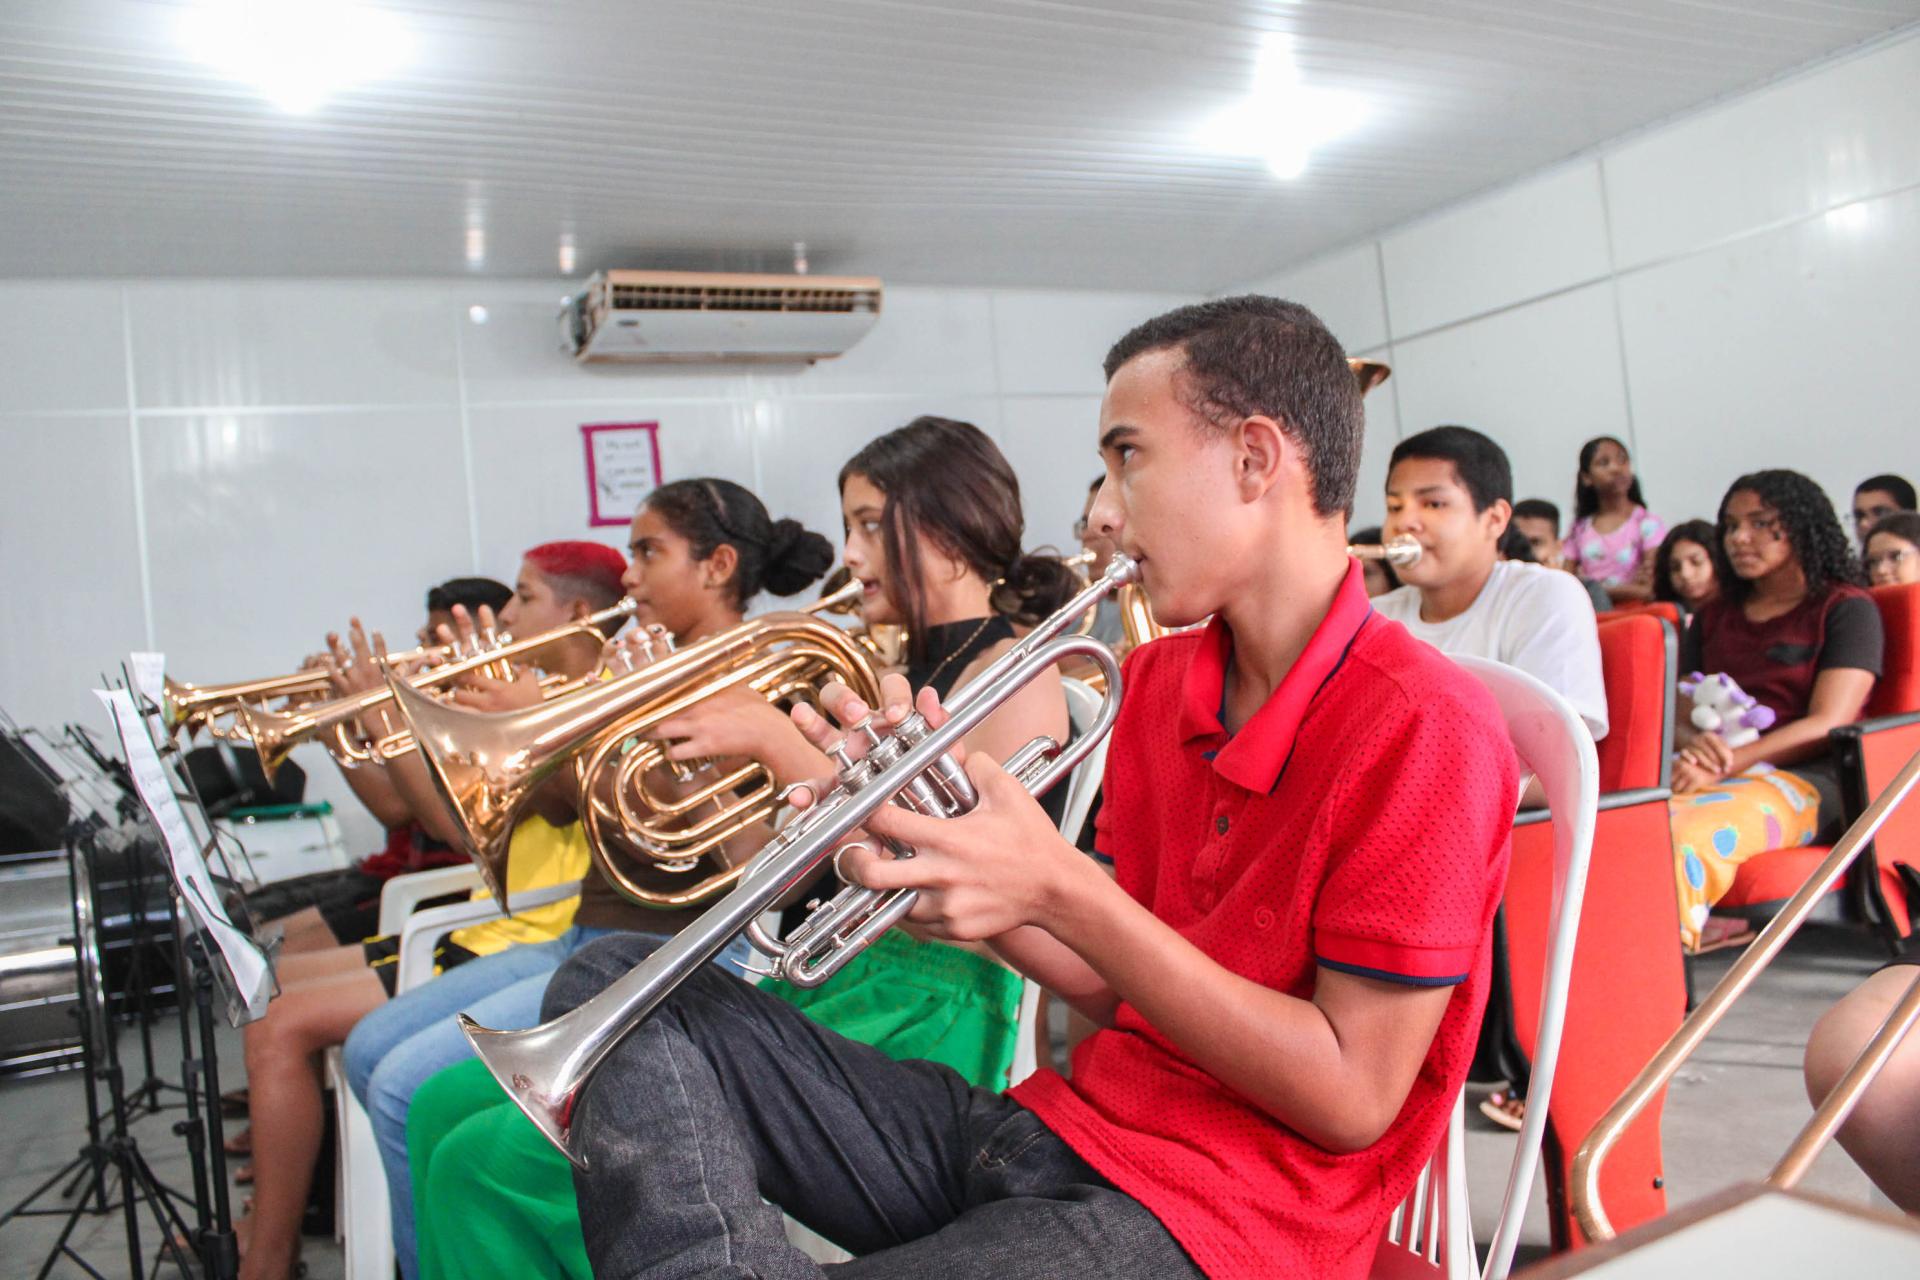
[1668,470,1883,951]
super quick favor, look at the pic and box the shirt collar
[1177,558,1374,793]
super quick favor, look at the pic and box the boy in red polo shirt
[544,297,1518,1279]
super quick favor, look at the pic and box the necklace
[921,616,994,694]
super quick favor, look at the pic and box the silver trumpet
[459,554,1141,1166]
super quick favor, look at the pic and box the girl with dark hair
[1864,511,1920,587]
[1564,435,1665,602]
[341,486,831,1280]
[1667,470,1883,951]
[1652,519,1721,617]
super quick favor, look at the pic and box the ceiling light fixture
[1197,33,1368,179]
[180,1,411,114]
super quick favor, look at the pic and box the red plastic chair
[1597,601,1682,630]
[1716,583,1920,944]
[1501,614,1687,1250]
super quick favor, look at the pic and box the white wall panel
[1605,37,1920,271]
[1619,184,1920,530]
[140,409,473,675]
[0,415,146,728]
[0,284,130,414]
[126,281,462,410]
[1351,377,1404,533]
[1389,283,1631,514]
[465,401,757,580]
[792,286,998,398]
[990,290,1191,397]
[997,397,1107,557]
[1238,245,1391,355]
[1382,163,1612,339]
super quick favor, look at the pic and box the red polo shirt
[1010,560,1516,1278]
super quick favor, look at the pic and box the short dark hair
[1512,498,1561,528]
[1388,425,1513,513]
[426,577,512,614]
[1499,525,1536,563]
[645,478,832,609]
[1102,295,1363,517]
[1653,519,1720,603]
[1856,474,1918,510]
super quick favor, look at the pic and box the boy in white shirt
[1377,425,1609,743]
[1375,424,1607,1133]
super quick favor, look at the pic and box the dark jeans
[545,933,1202,1280]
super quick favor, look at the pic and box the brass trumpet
[386,600,881,910]
[459,555,1139,1165]
[239,600,638,783]
[162,670,336,741]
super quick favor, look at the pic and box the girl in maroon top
[1669,470,1882,950]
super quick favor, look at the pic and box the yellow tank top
[448,814,590,955]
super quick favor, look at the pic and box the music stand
[0,719,208,1278]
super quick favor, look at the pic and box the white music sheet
[94,687,272,1023]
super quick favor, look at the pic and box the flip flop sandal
[1477,1090,1526,1132]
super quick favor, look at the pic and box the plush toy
[1678,671,1778,749]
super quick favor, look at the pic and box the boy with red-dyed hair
[548,298,1518,1279]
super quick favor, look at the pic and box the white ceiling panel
[2,0,1916,290]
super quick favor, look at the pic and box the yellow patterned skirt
[1669,765,1824,950]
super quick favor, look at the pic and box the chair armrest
[393,878,581,993]
[376,866,484,936]
[1597,786,1672,812]
[1834,710,1920,739]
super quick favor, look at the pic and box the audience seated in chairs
[1669,470,1883,953]
[1851,473,1917,545]
[1564,435,1666,605]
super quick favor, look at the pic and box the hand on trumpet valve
[600,623,670,675]
[784,674,1078,944]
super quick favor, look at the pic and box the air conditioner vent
[565,270,884,364]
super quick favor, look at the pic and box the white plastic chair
[332,869,583,1280]
[1008,675,1111,1087]
[1372,656,1597,1280]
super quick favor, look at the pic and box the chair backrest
[1373,658,1598,1280]
[1056,676,1110,848]
[1006,676,1113,1089]
[1866,583,1920,718]
[1594,615,1676,793]
[1597,601,1681,629]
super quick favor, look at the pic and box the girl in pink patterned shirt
[1565,435,1665,602]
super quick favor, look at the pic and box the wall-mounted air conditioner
[561,270,883,364]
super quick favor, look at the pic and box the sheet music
[94,688,272,1023]
[130,651,167,712]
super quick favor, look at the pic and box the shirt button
[1214,815,1230,835]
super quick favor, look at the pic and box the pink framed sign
[581,421,663,527]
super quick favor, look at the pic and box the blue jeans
[342,925,755,1279]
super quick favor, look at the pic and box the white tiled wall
[1235,29,1920,534]
[0,278,1186,853]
